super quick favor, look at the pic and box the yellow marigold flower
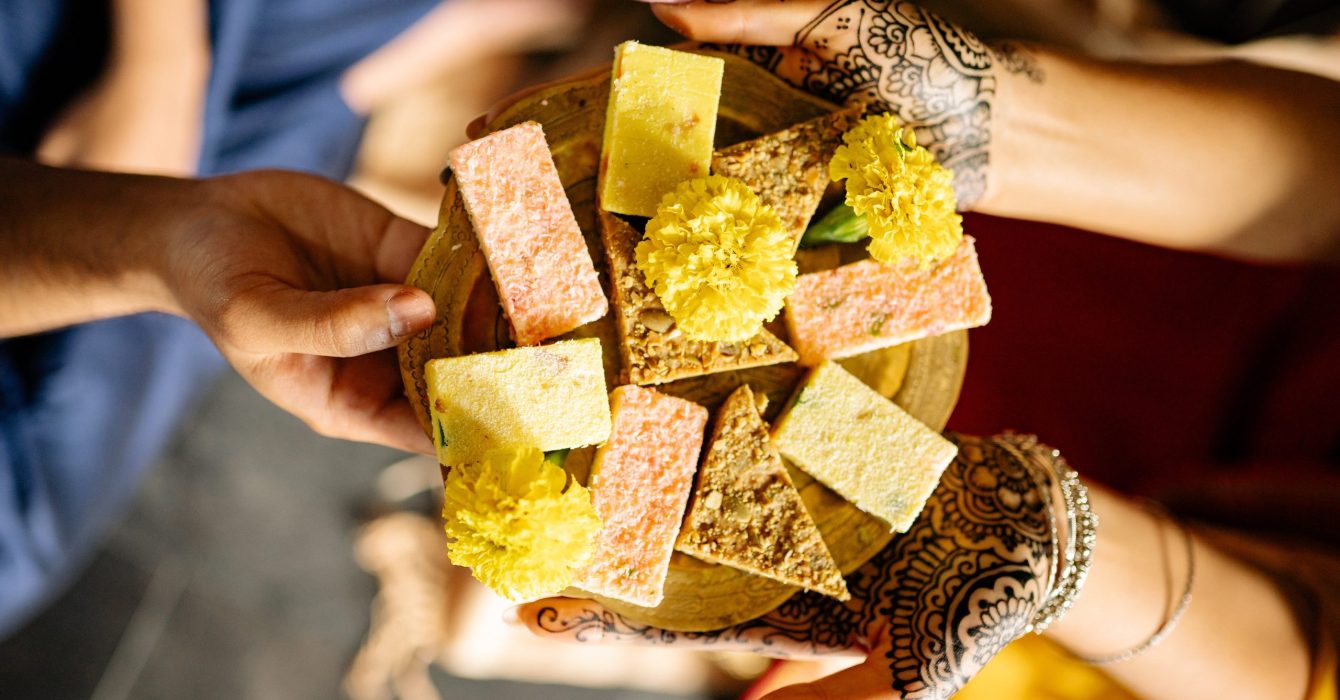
[442,446,600,602]
[636,175,796,342]
[829,114,962,266]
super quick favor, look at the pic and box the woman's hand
[165,171,437,455]
[645,0,1024,206]
[642,0,1340,260]
[513,434,1055,699]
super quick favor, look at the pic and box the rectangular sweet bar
[426,338,612,466]
[772,361,957,532]
[785,237,991,366]
[573,385,708,607]
[450,121,608,346]
[600,42,724,218]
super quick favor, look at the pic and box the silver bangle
[1077,507,1196,665]
[991,434,1096,635]
[1031,448,1097,634]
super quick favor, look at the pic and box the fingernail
[501,606,521,625]
[464,115,487,142]
[387,289,434,339]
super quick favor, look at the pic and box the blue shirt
[0,0,439,637]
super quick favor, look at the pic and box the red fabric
[945,215,1340,505]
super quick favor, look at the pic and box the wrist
[108,0,210,70]
[975,41,1056,216]
[0,161,197,336]
[1042,489,1170,654]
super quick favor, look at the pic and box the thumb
[218,282,436,357]
[648,0,833,46]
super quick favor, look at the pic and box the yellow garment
[1313,633,1337,700]
[954,636,1139,700]
[956,632,1336,700]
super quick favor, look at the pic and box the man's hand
[166,171,436,454]
[1,160,435,453]
[644,0,1016,206]
[513,434,1055,699]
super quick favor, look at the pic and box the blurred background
[1,0,1336,698]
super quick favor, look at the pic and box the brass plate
[398,50,968,631]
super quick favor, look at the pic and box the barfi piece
[599,208,798,385]
[772,362,957,532]
[573,386,708,607]
[426,338,611,466]
[600,43,724,217]
[785,237,991,366]
[676,385,849,600]
[712,106,862,250]
[451,121,607,346]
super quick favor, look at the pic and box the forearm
[1045,484,1311,700]
[0,159,189,337]
[982,47,1340,261]
[110,0,209,66]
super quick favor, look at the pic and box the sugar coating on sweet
[450,121,607,346]
[600,42,724,218]
[426,338,612,466]
[785,237,991,366]
[772,362,957,532]
[574,385,708,607]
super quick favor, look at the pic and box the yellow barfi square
[772,362,957,532]
[426,338,612,466]
[600,42,723,217]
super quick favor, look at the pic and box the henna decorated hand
[513,434,1056,699]
[643,0,1037,207]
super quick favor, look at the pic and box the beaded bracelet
[1032,458,1097,633]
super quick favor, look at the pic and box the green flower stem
[544,449,570,467]
[800,203,869,247]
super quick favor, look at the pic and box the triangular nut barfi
[598,209,798,386]
[676,385,849,600]
[712,105,863,250]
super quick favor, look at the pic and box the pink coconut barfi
[450,121,607,346]
[573,385,708,607]
[785,237,991,366]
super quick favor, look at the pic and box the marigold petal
[441,446,601,601]
[636,175,796,342]
[828,114,962,267]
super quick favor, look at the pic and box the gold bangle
[1077,504,1196,665]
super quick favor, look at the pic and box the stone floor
[0,369,698,700]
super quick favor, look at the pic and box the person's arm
[515,435,1315,700]
[987,48,1340,261]
[0,158,436,454]
[642,0,1340,262]
[37,0,210,175]
[1045,484,1311,700]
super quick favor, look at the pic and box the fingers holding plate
[650,0,848,48]
[513,596,865,659]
